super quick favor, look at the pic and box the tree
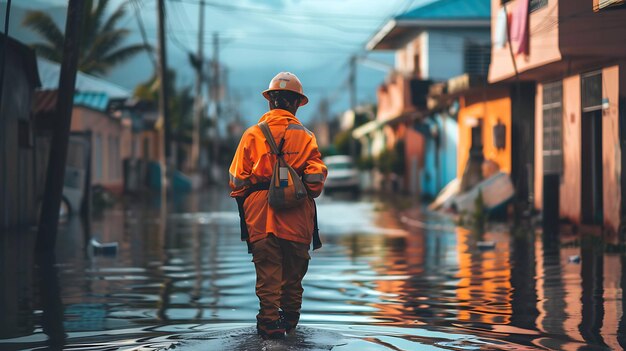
[23,0,150,75]
[133,70,195,137]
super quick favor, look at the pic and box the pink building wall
[560,76,582,223]
[534,67,622,233]
[488,0,562,83]
[70,107,131,191]
[376,73,416,122]
[602,65,621,234]
[534,85,543,209]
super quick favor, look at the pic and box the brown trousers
[251,235,310,324]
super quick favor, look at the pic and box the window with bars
[530,0,548,12]
[464,43,491,76]
[542,81,563,175]
[501,0,547,12]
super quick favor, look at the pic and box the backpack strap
[258,121,283,157]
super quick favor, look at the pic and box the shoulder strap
[258,121,283,156]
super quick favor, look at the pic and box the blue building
[360,0,491,197]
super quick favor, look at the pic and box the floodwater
[1,188,625,350]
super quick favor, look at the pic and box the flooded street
[1,188,625,350]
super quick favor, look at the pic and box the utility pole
[157,0,172,173]
[190,0,204,173]
[36,0,84,252]
[211,32,221,182]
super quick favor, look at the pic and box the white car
[323,155,360,194]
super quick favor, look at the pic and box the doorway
[581,71,604,225]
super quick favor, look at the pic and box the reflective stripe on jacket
[229,109,327,245]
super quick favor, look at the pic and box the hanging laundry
[509,0,529,55]
[494,7,508,49]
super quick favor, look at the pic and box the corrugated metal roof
[366,0,490,50]
[74,92,110,112]
[33,89,58,116]
[34,90,112,117]
[37,58,131,99]
[396,0,491,21]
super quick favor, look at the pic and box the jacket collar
[258,109,302,125]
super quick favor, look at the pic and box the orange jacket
[229,109,327,245]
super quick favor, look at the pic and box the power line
[166,0,194,54]
[131,0,157,69]
[168,0,385,21]
[222,43,357,54]
[167,0,379,33]
[324,0,404,109]
[162,29,361,46]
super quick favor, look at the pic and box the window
[530,0,548,12]
[581,71,602,112]
[542,81,563,175]
[464,43,491,76]
[502,0,547,12]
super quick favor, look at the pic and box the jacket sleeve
[229,130,253,198]
[302,134,327,198]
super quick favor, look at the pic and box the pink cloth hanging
[509,0,529,55]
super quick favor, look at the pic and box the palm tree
[23,0,150,75]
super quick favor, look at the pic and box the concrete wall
[70,107,131,191]
[457,87,512,178]
[534,85,544,209]
[0,41,40,229]
[602,65,621,233]
[534,66,622,233]
[396,29,489,81]
[560,76,582,223]
[489,0,562,83]
[428,29,491,81]
[395,33,427,77]
[376,73,414,122]
[560,2,626,59]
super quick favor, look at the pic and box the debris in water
[568,255,581,264]
[91,238,118,256]
[477,241,496,250]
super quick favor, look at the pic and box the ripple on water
[1,192,621,351]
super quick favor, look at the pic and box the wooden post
[36,0,84,252]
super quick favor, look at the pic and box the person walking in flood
[229,72,327,340]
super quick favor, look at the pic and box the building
[360,0,491,195]
[441,74,536,206]
[488,0,626,234]
[36,58,169,194]
[0,35,42,230]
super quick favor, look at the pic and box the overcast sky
[7,0,432,125]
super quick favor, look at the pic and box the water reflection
[1,189,626,350]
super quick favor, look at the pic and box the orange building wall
[602,66,621,234]
[560,76,582,223]
[457,89,512,179]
